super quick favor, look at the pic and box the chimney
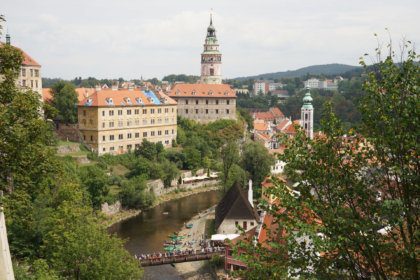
[248,179,254,207]
[95,84,101,91]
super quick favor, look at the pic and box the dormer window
[105,97,114,105]
[125,97,132,105]
[85,98,93,106]
[192,90,196,96]
[135,97,143,104]
[224,91,228,96]
[208,90,213,95]
[176,90,180,95]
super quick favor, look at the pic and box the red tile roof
[1,43,41,67]
[254,107,285,121]
[270,107,285,118]
[168,83,236,98]
[275,119,292,131]
[254,111,275,121]
[78,89,177,107]
[253,121,269,131]
[43,87,96,103]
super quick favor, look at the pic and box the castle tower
[301,89,314,139]
[200,14,222,84]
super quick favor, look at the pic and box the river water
[109,190,221,280]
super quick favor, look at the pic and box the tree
[50,81,78,124]
[161,160,180,188]
[120,176,154,209]
[1,24,142,279]
[135,139,157,160]
[78,165,110,209]
[37,184,143,279]
[241,141,274,193]
[221,141,240,191]
[236,41,419,279]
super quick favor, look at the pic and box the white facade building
[301,89,314,139]
[200,15,222,84]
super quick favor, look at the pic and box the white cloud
[2,0,419,79]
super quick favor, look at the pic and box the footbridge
[138,248,225,267]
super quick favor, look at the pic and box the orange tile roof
[78,89,177,107]
[270,107,285,118]
[254,111,275,121]
[284,123,296,135]
[275,119,291,131]
[253,121,269,131]
[43,87,96,103]
[42,88,53,102]
[168,83,236,98]
[254,132,271,141]
[1,43,41,67]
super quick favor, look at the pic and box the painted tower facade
[200,15,222,84]
[301,89,314,139]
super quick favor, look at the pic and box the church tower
[200,14,222,84]
[301,89,314,139]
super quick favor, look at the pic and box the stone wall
[147,178,220,197]
[56,123,82,142]
[101,201,122,216]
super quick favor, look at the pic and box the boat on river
[185,223,193,229]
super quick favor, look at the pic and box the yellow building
[78,88,177,155]
[1,35,42,98]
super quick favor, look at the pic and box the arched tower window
[210,68,214,76]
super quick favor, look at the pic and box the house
[215,182,259,234]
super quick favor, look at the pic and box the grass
[109,164,129,176]
[109,185,121,196]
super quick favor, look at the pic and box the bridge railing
[138,248,225,267]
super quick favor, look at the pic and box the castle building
[301,89,314,139]
[78,89,177,155]
[200,15,222,84]
[1,34,42,98]
[168,15,237,123]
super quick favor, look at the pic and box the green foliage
[161,160,180,188]
[50,81,78,124]
[162,74,200,83]
[237,41,419,279]
[135,139,157,160]
[1,36,143,279]
[221,141,240,191]
[78,165,110,208]
[119,176,154,209]
[241,141,274,193]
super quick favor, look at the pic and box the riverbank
[105,184,221,228]
[174,207,218,280]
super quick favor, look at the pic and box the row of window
[21,79,39,89]
[101,107,175,117]
[102,140,170,153]
[21,68,39,78]
[81,117,176,127]
[184,99,232,105]
[184,109,230,114]
[83,129,175,142]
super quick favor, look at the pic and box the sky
[1,0,419,80]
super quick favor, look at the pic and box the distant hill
[235,64,360,80]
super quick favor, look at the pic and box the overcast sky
[1,0,419,80]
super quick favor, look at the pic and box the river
[109,190,221,280]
